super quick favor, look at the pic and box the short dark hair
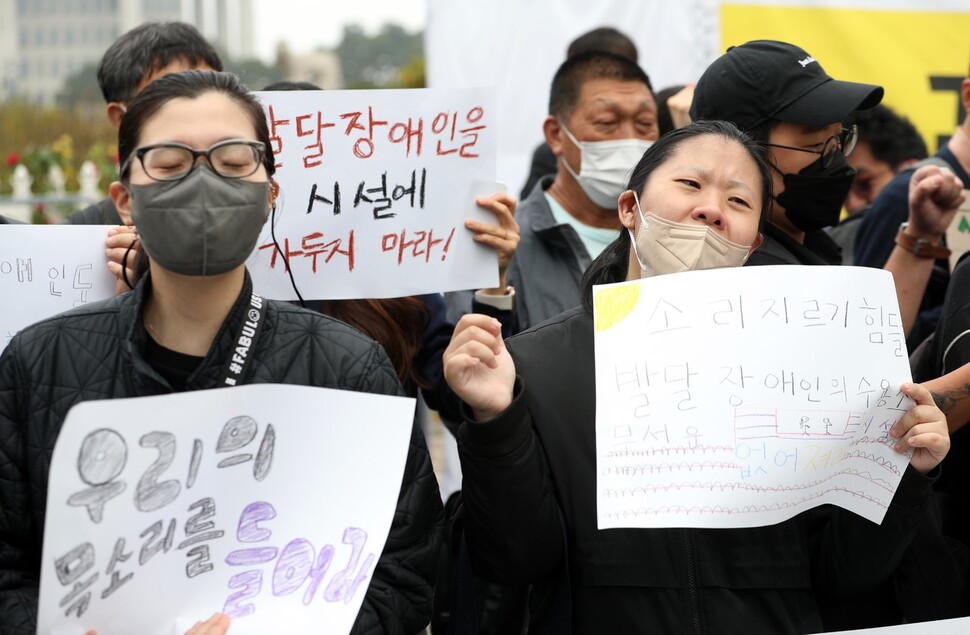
[849,104,928,168]
[580,120,771,313]
[567,27,638,62]
[548,51,653,120]
[261,80,322,91]
[118,70,275,181]
[97,21,223,104]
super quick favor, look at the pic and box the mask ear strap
[558,120,582,148]
[631,191,649,229]
[121,233,139,291]
[629,191,648,272]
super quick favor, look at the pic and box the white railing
[0,161,103,222]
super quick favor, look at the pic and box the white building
[277,42,343,90]
[0,0,254,104]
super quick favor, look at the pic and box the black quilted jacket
[0,273,444,634]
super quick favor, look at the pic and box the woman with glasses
[0,70,444,635]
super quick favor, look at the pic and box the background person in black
[831,104,928,265]
[921,250,970,550]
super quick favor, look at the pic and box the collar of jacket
[522,176,561,236]
[120,268,259,391]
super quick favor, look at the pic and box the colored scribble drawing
[594,283,641,333]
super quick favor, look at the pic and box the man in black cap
[690,39,881,266]
[690,40,962,340]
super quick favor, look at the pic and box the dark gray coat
[506,178,595,333]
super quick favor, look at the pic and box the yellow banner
[722,4,970,151]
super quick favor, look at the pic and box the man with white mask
[508,51,658,332]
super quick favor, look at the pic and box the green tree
[225,57,285,90]
[393,56,426,89]
[56,62,103,110]
[336,23,424,89]
[0,101,116,195]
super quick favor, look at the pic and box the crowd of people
[0,17,969,635]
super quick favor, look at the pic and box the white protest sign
[829,616,970,634]
[38,384,415,634]
[0,225,116,353]
[594,266,914,529]
[247,88,498,300]
[944,191,970,270]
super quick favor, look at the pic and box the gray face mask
[129,166,270,276]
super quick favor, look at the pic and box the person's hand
[464,192,519,291]
[889,382,951,474]
[185,612,231,634]
[105,225,140,295]
[83,612,231,635]
[906,164,965,239]
[666,83,695,130]
[443,314,516,421]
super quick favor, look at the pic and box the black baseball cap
[690,40,883,133]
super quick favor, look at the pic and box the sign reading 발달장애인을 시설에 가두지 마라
[247,87,501,301]
[37,384,416,634]
[593,265,917,530]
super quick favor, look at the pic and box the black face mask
[774,151,856,233]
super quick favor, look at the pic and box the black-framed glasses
[763,125,858,169]
[121,140,267,182]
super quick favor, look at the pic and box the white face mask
[628,192,753,278]
[559,122,653,209]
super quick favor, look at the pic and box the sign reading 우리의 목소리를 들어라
[37,384,415,634]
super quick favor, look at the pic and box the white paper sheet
[38,384,415,634]
[594,266,914,529]
[247,88,499,300]
[0,225,117,353]
[828,616,970,634]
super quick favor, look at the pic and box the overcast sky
[252,0,427,63]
